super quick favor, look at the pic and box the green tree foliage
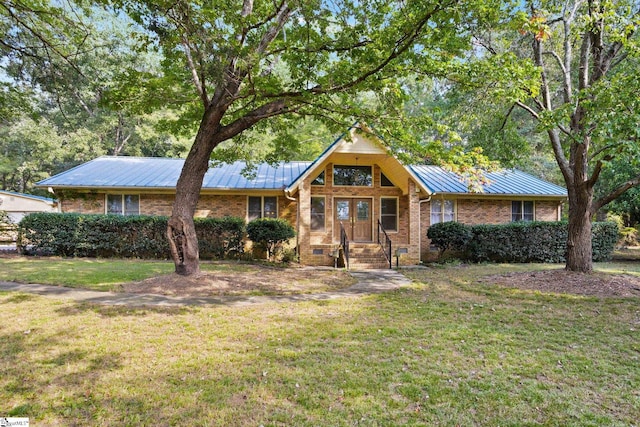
[247,218,295,262]
[1,5,192,193]
[448,0,640,272]
[106,0,506,274]
[596,158,640,226]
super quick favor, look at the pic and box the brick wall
[60,191,104,214]
[299,163,420,266]
[420,198,563,261]
[57,181,564,267]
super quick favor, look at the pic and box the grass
[0,257,256,291]
[0,260,639,425]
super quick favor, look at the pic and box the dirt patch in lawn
[483,269,640,298]
[121,264,357,297]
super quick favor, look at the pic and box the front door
[335,198,373,242]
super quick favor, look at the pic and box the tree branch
[215,99,289,142]
[593,174,640,212]
[0,1,87,77]
[587,142,624,162]
[212,1,291,109]
[515,100,540,119]
[181,35,208,105]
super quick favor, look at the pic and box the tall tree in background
[116,0,502,275]
[1,3,191,192]
[464,0,640,273]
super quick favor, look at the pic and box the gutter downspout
[418,195,433,264]
[284,189,300,263]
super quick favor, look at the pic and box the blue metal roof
[37,156,566,197]
[410,165,567,196]
[37,157,312,190]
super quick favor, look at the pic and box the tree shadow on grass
[0,293,38,304]
[56,303,196,318]
[0,328,136,423]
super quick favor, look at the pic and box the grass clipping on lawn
[121,263,357,297]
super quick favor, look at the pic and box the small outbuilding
[0,190,59,223]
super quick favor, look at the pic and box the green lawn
[0,260,638,425]
[0,257,254,291]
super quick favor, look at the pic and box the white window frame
[248,196,278,221]
[430,199,456,224]
[106,194,140,216]
[380,197,399,232]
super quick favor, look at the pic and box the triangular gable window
[311,171,325,186]
[381,172,394,187]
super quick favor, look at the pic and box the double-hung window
[430,199,455,224]
[106,194,140,215]
[310,197,326,231]
[248,196,277,220]
[380,198,398,231]
[512,201,534,222]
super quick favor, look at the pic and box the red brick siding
[299,163,419,265]
[420,198,563,261]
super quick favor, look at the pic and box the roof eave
[431,192,567,199]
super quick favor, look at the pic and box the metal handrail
[377,219,392,269]
[340,221,349,270]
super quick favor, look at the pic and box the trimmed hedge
[466,221,568,263]
[18,213,245,259]
[428,220,617,263]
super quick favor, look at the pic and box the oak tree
[116,0,501,275]
[463,0,640,272]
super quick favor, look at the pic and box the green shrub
[18,213,245,259]
[246,218,295,261]
[466,221,567,263]
[591,221,618,261]
[195,216,245,259]
[427,221,472,257]
[465,221,616,263]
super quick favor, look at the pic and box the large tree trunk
[167,119,219,275]
[564,137,595,273]
[565,192,594,273]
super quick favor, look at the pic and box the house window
[310,197,326,231]
[106,194,139,215]
[430,199,455,224]
[380,197,398,231]
[248,196,277,220]
[333,165,372,186]
[311,171,325,186]
[512,201,534,222]
[381,172,394,187]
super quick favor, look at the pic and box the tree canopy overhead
[104,0,507,274]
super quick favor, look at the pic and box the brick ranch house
[37,129,567,268]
